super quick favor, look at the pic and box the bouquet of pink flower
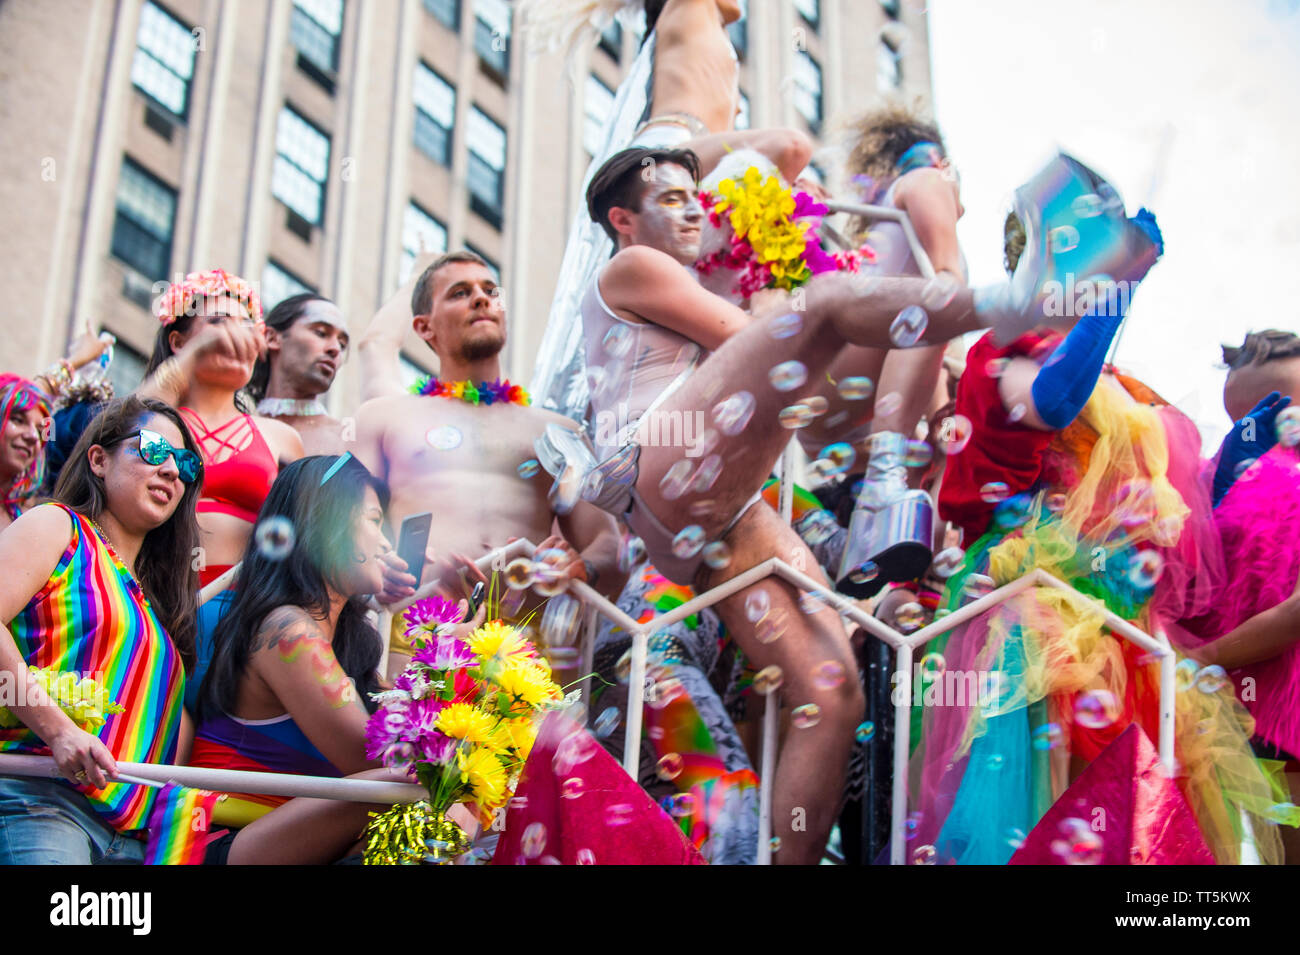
[363,596,566,863]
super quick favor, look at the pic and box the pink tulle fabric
[1182,445,1300,756]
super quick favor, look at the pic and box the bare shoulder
[894,167,953,204]
[357,393,423,426]
[252,415,305,457]
[250,604,328,655]
[1,503,74,557]
[602,246,690,303]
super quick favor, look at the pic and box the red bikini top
[179,408,278,524]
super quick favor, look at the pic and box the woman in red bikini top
[138,270,304,586]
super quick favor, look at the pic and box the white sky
[926,0,1300,446]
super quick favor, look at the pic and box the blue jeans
[0,775,144,865]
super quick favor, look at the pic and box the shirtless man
[579,146,1058,863]
[353,252,625,676]
[249,294,350,455]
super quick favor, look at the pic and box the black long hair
[198,455,389,720]
[52,396,203,671]
[246,293,332,403]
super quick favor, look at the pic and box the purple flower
[408,697,456,765]
[803,235,839,276]
[401,596,463,646]
[365,703,411,761]
[412,634,476,671]
[792,191,829,220]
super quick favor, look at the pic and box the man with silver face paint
[565,145,1063,864]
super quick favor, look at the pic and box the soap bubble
[575,847,596,864]
[1050,225,1080,254]
[618,534,646,572]
[911,844,937,865]
[744,589,771,622]
[1128,550,1164,590]
[890,305,929,347]
[875,391,903,418]
[702,541,732,570]
[1175,657,1200,692]
[986,753,1004,771]
[932,547,965,578]
[802,396,829,416]
[602,325,632,358]
[1074,689,1118,729]
[848,561,879,585]
[837,376,875,401]
[521,822,547,859]
[1046,492,1068,514]
[656,752,684,781]
[658,460,694,500]
[979,481,1010,504]
[778,404,815,429]
[919,652,946,679]
[1032,723,1064,751]
[1277,407,1300,447]
[1071,193,1104,218]
[769,360,808,392]
[691,454,723,492]
[593,707,621,738]
[503,557,536,590]
[769,313,803,339]
[894,602,925,633]
[921,274,959,310]
[540,594,581,647]
[1051,817,1102,865]
[791,703,822,728]
[817,442,856,475]
[517,459,540,479]
[798,591,826,615]
[753,665,784,695]
[561,777,585,799]
[671,525,706,559]
[1008,403,1027,423]
[854,721,876,743]
[1195,664,1228,694]
[906,811,922,839]
[426,424,463,450]
[903,440,933,468]
[694,428,720,458]
[985,357,1010,378]
[936,414,972,455]
[255,516,295,561]
[812,660,846,690]
[961,574,995,601]
[712,391,756,436]
[606,803,634,827]
[666,793,696,818]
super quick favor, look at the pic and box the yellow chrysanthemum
[468,620,527,661]
[434,702,498,745]
[458,747,509,808]
[494,717,537,758]
[496,659,561,712]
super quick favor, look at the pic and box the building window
[272,105,331,227]
[792,49,823,134]
[736,90,750,131]
[877,39,902,93]
[413,63,456,166]
[726,16,747,59]
[262,259,315,312]
[465,244,500,282]
[131,1,196,119]
[467,106,506,228]
[423,0,460,31]
[598,19,622,61]
[291,0,343,76]
[583,74,615,158]
[106,340,147,398]
[111,158,176,282]
[400,202,448,284]
[794,0,820,30]
[474,0,511,80]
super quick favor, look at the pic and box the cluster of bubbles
[254,516,295,561]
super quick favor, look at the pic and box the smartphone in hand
[395,512,433,589]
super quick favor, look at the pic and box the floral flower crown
[153,269,264,326]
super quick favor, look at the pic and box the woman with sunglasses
[138,270,305,710]
[191,454,480,863]
[0,396,202,863]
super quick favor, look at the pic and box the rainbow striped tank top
[0,503,185,832]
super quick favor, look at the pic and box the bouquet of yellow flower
[697,166,874,299]
[362,597,566,864]
[0,666,123,732]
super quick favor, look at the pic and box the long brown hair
[52,396,202,670]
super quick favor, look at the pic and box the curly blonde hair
[846,103,946,186]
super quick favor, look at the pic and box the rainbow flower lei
[697,167,875,299]
[410,375,530,406]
